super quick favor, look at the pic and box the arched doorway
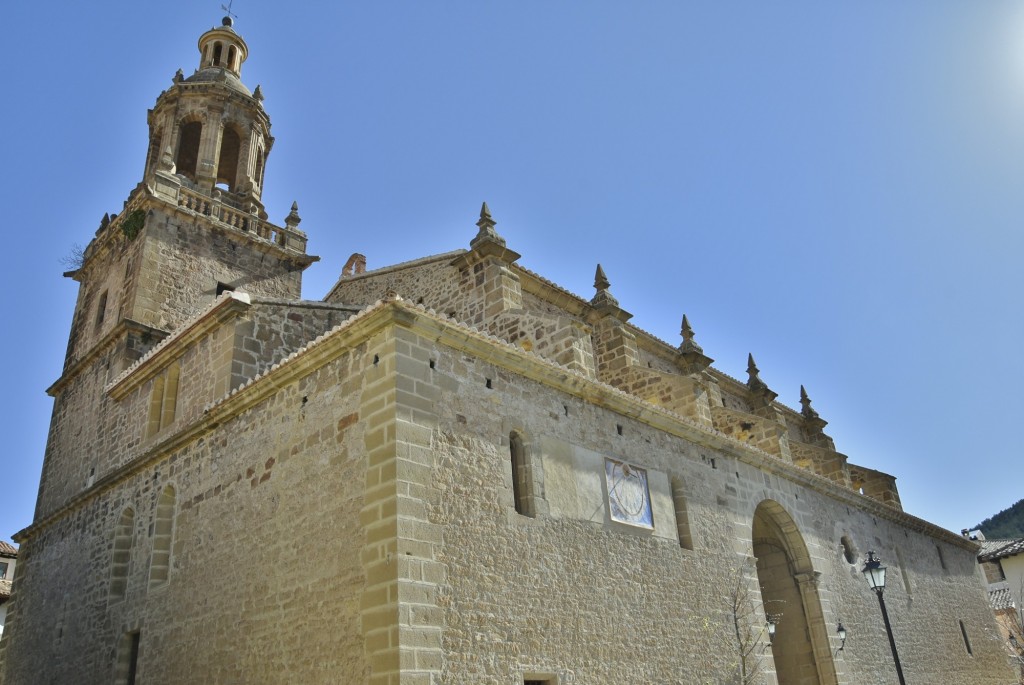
[752,500,837,685]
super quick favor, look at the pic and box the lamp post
[862,551,906,685]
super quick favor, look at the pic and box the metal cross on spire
[220,0,238,21]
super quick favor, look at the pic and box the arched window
[149,486,176,587]
[213,42,223,66]
[227,45,237,71]
[671,478,694,550]
[840,535,857,564]
[509,431,535,518]
[114,631,141,685]
[175,121,202,181]
[109,508,135,601]
[145,361,180,438]
[216,127,241,191]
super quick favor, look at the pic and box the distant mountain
[974,498,1024,540]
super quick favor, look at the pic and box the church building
[0,17,1014,685]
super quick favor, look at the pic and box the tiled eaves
[246,297,359,312]
[980,538,1024,561]
[105,291,253,399]
[48,318,170,398]
[20,293,973,551]
[323,249,467,301]
[201,296,966,548]
[0,540,16,557]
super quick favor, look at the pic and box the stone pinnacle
[470,201,505,248]
[679,314,704,354]
[594,264,610,292]
[800,385,821,420]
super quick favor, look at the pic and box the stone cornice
[18,298,975,553]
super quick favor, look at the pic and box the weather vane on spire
[221,0,238,22]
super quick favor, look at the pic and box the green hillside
[974,498,1024,539]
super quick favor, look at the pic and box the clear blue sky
[2,1,1022,545]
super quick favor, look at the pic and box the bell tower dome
[198,16,248,77]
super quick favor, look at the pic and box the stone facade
[0,17,1015,685]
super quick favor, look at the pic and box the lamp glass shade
[767,621,776,637]
[862,552,887,590]
[864,563,886,590]
[837,623,847,641]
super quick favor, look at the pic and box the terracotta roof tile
[989,584,1017,611]
[980,538,1024,561]
[0,541,16,557]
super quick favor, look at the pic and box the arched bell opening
[216,126,242,192]
[175,121,202,182]
[752,500,838,685]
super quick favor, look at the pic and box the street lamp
[836,621,847,651]
[862,551,906,685]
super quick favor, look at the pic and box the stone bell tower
[39,18,317,520]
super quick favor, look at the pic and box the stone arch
[175,118,203,182]
[109,507,135,602]
[148,485,176,588]
[216,124,243,191]
[670,476,694,550]
[509,431,534,517]
[752,499,837,685]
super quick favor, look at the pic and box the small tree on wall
[725,559,776,685]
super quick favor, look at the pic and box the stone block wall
[3,330,374,684]
[132,204,302,332]
[397,321,1011,684]
[6,306,1014,684]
